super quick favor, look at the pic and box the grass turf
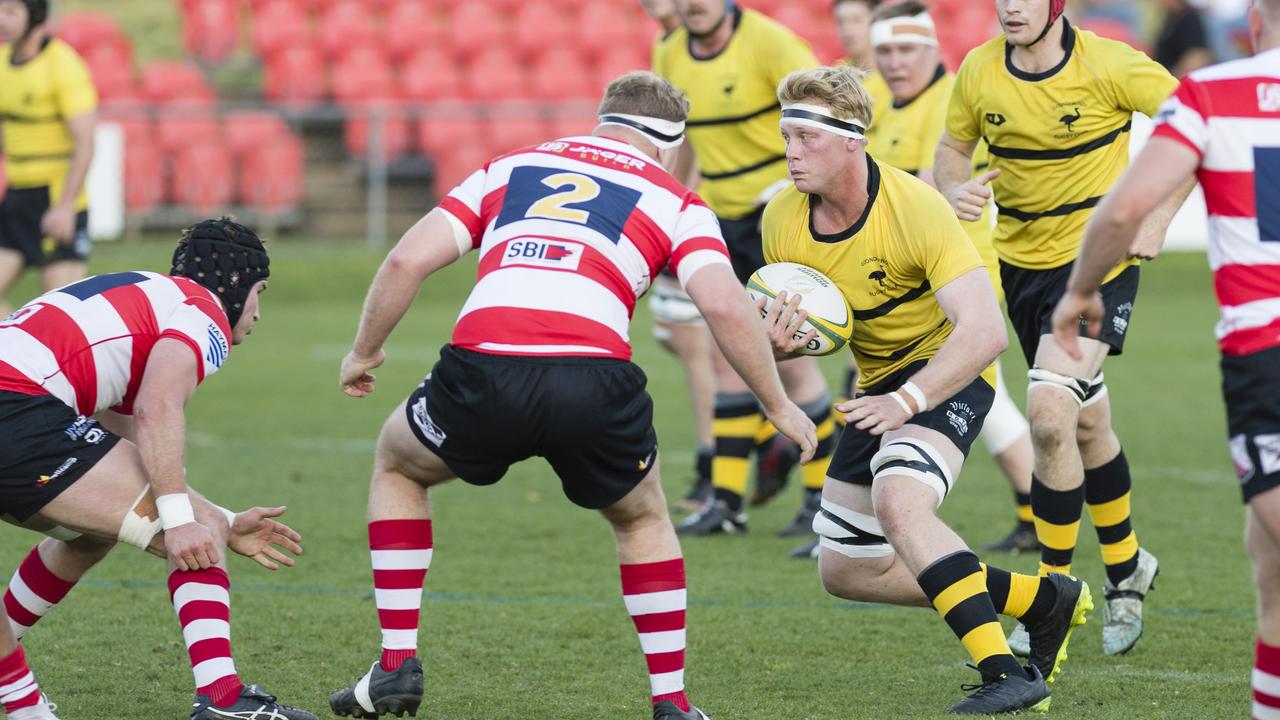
[0,240,1251,719]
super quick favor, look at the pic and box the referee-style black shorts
[719,206,766,284]
[1222,346,1280,503]
[0,186,90,267]
[827,360,994,488]
[404,345,659,509]
[1000,261,1140,367]
[0,391,120,521]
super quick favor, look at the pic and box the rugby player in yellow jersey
[655,0,840,549]
[760,65,1090,714]
[0,0,96,315]
[935,0,1193,656]
[833,0,891,121]
[864,1,1038,554]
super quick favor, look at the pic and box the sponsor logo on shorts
[39,457,78,485]
[1113,302,1133,336]
[502,239,584,271]
[206,323,229,368]
[411,396,447,447]
[1231,434,1256,482]
[64,416,98,441]
[638,448,656,472]
[83,428,106,444]
[947,401,976,437]
[1257,434,1280,477]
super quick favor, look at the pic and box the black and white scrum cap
[597,113,686,150]
[780,103,867,140]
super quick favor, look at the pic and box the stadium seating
[263,44,328,107]
[224,111,292,160]
[489,115,552,155]
[464,48,532,101]
[445,2,508,62]
[531,48,595,101]
[331,46,396,104]
[171,141,236,213]
[384,2,440,63]
[54,11,126,56]
[576,3,646,61]
[250,0,313,61]
[317,1,381,60]
[180,0,241,65]
[416,115,487,156]
[344,113,414,161]
[239,133,305,213]
[511,2,575,62]
[155,104,222,154]
[123,139,165,214]
[139,61,215,104]
[400,49,466,102]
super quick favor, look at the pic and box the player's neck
[1008,20,1067,74]
[660,14,680,35]
[688,10,735,57]
[12,30,48,63]
[811,163,870,234]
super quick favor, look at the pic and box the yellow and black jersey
[763,157,996,390]
[653,8,818,220]
[866,66,1001,299]
[946,21,1176,273]
[0,38,96,208]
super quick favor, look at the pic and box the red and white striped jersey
[437,135,731,360]
[0,272,231,416]
[1152,49,1280,356]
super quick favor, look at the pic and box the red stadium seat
[171,141,236,214]
[54,12,124,55]
[385,2,442,63]
[85,53,136,101]
[181,0,241,65]
[511,2,574,62]
[332,46,396,104]
[547,110,597,140]
[224,111,291,160]
[592,46,650,92]
[463,48,531,101]
[263,44,328,106]
[250,0,313,61]
[417,115,486,155]
[1078,18,1143,50]
[239,133,305,213]
[444,2,507,62]
[576,3,646,61]
[488,115,550,155]
[530,48,595,100]
[318,1,381,60]
[344,113,414,160]
[155,104,222,154]
[124,139,165,214]
[433,142,493,196]
[399,49,466,102]
[139,62,214,103]
[765,4,819,39]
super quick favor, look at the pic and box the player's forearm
[701,297,790,412]
[352,252,421,358]
[57,117,96,210]
[1068,206,1145,294]
[932,141,974,200]
[134,399,190,499]
[910,317,1007,410]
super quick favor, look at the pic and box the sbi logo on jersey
[501,239,584,271]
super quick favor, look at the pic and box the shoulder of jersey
[957,33,1007,73]
[653,24,688,58]
[879,162,952,211]
[764,182,803,216]
[0,43,12,64]
[741,8,806,44]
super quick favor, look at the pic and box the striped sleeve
[1152,76,1209,158]
[670,196,731,288]
[158,299,232,384]
[437,167,488,253]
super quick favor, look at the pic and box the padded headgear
[170,218,269,329]
[21,0,47,33]
[1030,0,1067,45]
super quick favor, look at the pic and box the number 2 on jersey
[526,173,600,224]
[495,165,642,243]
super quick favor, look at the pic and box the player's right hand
[763,401,818,464]
[340,349,386,397]
[757,290,817,360]
[164,522,221,571]
[947,168,1000,222]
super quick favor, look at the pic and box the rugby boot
[675,500,746,536]
[1103,546,1159,655]
[1024,575,1093,684]
[789,536,820,559]
[191,684,319,720]
[777,490,820,538]
[982,521,1039,554]
[945,665,1050,715]
[8,695,58,720]
[749,434,798,507]
[330,658,424,718]
[653,700,711,719]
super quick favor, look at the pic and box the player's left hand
[756,290,816,360]
[41,206,76,245]
[341,349,385,397]
[1050,290,1106,361]
[837,394,912,436]
[227,506,304,571]
[1127,231,1164,261]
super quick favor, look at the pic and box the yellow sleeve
[55,48,97,119]
[912,197,983,289]
[765,31,820,87]
[917,102,948,172]
[1109,44,1178,116]
[944,61,980,143]
[761,194,784,265]
[650,38,665,75]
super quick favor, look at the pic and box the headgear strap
[780,103,866,141]
[170,218,270,328]
[1030,0,1068,46]
[870,12,938,48]
[597,113,686,150]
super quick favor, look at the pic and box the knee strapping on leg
[1027,367,1092,406]
[1082,372,1107,408]
[870,438,955,507]
[981,380,1029,455]
[812,498,893,558]
[117,485,162,550]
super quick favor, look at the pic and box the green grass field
[0,240,1252,719]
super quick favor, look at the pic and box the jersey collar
[687,6,743,62]
[9,36,51,67]
[891,64,947,110]
[1004,18,1076,82]
[809,155,881,244]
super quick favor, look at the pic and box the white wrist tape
[217,505,237,528]
[900,381,929,412]
[155,493,196,530]
[889,390,914,416]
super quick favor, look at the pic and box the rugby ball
[746,262,853,356]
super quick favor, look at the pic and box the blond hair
[598,71,690,124]
[777,65,874,129]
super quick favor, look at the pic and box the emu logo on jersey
[502,239,584,271]
[1260,83,1280,113]
[206,324,229,368]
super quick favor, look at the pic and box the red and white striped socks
[0,645,41,716]
[1256,639,1280,719]
[620,558,689,712]
[369,519,433,671]
[4,546,75,641]
[168,567,243,707]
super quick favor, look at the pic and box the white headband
[870,13,938,48]
[597,113,685,150]
[780,103,866,140]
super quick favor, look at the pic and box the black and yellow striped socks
[982,563,1058,623]
[1085,451,1139,586]
[918,551,1024,679]
[1014,490,1034,526]
[1031,475,1084,576]
[712,392,762,513]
